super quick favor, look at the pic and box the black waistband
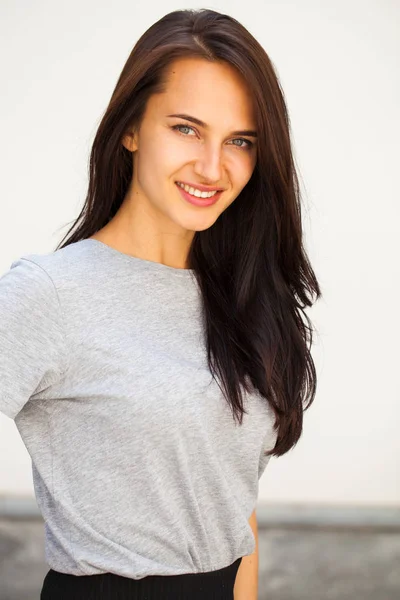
[40,557,242,600]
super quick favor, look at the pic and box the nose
[193,141,223,184]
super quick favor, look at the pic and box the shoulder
[2,240,95,294]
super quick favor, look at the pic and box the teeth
[177,182,218,198]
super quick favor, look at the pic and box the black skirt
[40,557,242,599]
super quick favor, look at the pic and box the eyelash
[171,124,254,150]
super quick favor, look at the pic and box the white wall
[0,0,398,506]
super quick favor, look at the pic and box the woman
[0,8,321,599]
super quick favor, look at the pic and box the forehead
[148,57,256,126]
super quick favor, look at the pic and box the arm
[233,509,259,600]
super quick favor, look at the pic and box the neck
[92,193,194,270]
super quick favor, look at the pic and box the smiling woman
[0,7,322,600]
[114,56,259,241]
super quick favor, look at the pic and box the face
[122,57,258,234]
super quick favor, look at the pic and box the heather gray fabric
[0,238,277,578]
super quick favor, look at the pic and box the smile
[175,182,222,207]
[176,182,217,198]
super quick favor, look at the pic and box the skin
[90,56,258,269]
[234,509,259,600]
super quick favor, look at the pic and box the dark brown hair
[55,8,322,457]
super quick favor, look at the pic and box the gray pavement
[1,517,400,599]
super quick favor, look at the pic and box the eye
[171,124,253,150]
[228,138,253,150]
[172,124,197,136]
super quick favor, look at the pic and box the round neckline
[82,238,195,277]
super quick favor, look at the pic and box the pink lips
[175,183,222,207]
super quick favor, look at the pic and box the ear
[122,128,138,152]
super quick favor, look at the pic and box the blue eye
[230,138,253,150]
[172,124,196,135]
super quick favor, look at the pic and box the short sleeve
[0,257,69,420]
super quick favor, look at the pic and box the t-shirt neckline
[82,238,195,277]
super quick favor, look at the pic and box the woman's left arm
[233,509,259,600]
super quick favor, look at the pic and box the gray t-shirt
[0,238,276,578]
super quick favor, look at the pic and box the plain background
[0,0,398,508]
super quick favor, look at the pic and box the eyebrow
[166,113,258,138]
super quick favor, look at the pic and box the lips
[175,182,222,207]
[175,180,224,193]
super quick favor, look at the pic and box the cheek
[166,141,198,170]
[230,153,256,188]
[144,137,171,170]
[136,137,178,190]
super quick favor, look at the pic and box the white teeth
[176,182,217,198]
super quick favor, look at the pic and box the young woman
[0,8,321,600]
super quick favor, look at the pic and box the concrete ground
[1,517,400,600]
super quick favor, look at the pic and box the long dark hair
[55,8,322,457]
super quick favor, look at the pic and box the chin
[178,213,220,233]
